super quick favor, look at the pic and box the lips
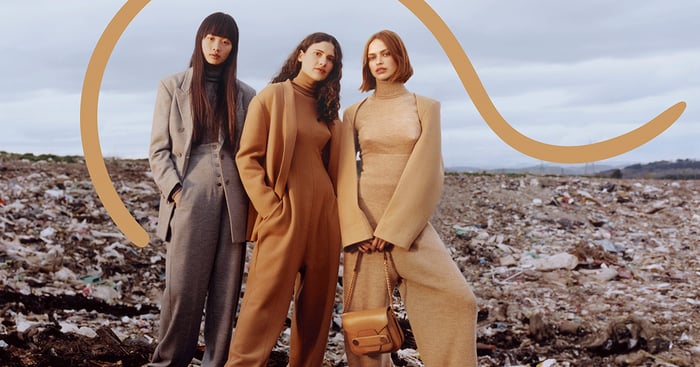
[375,68,386,74]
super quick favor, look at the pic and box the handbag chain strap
[343,251,396,311]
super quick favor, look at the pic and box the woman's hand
[172,189,182,206]
[357,237,392,253]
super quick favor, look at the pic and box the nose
[318,56,328,66]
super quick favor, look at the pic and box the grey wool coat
[148,67,256,242]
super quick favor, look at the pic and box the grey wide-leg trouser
[150,144,246,367]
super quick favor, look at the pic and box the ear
[297,50,304,62]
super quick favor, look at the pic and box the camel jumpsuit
[226,76,341,367]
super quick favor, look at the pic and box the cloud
[1,0,698,168]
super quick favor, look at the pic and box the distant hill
[596,159,700,180]
[448,158,700,180]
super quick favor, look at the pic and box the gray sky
[1,0,698,169]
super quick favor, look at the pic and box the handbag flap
[342,307,392,335]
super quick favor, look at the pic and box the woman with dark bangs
[224,32,343,367]
[148,12,255,367]
[337,29,478,366]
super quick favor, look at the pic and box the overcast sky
[1,0,698,169]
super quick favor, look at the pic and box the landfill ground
[0,155,698,367]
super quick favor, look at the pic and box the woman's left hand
[372,237,391,252]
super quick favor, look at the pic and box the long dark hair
[189,12,239,144]
[271,32,342,124]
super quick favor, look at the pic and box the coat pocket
[254,197,287,238]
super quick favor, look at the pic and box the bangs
[197,12,238,42]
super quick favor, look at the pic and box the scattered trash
[520,252,579,271]
[1,155,698,366]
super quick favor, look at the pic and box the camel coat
[236,80,341,240]
[149,68,256,242]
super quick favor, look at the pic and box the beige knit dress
[338,81,477,367]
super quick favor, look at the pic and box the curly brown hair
[271,32,343,124]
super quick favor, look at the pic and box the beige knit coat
[336,94,444,249]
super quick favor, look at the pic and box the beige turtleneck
[353,81,420,227]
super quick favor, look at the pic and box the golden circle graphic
[81,0,686,247]
[80,0,150,247]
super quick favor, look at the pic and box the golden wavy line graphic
[81,0,687,247]
[80,0,150,247]
[400,0,686,163]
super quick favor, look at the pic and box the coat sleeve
[235,94,280,219]
[373,96,444,249]
[148,78,181,202]
[336,105,374,247]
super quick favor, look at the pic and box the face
[201,34,233,65]
[297,41,336,81]
[367,39,397,82]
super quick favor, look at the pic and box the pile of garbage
[0,155,698,366]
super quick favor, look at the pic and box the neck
[374,80,408,99]
[292,71,316,97]
[205,64,224,81]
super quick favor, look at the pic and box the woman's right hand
[172,189,182,206]
[357,237,392,253]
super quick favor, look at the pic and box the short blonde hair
[359,30,414,92]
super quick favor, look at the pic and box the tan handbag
[342,251,405,356]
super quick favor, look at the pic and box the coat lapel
[175,68,194,171]
[274,80,297,199]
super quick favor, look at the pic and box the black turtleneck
[198,65,224,144]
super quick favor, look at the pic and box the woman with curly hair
[224,32,343,367]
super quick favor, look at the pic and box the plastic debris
[1,154,698,366]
